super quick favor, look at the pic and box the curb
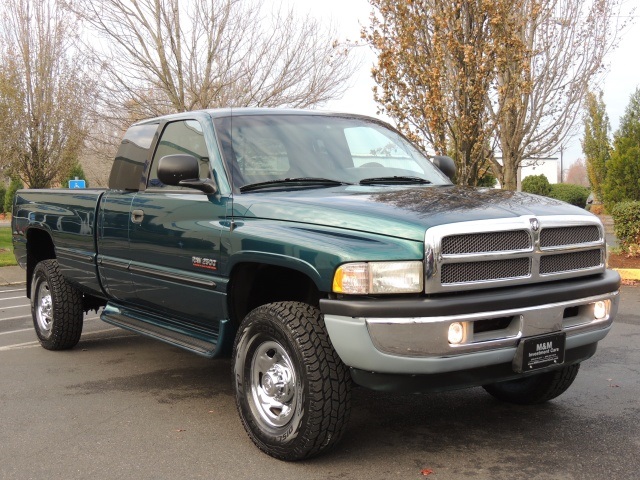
[0,266,25,287]
[614,268,640,283]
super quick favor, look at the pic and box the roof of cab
[133,107,377,125]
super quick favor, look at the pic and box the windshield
[212,114,452,191]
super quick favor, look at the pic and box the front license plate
[512,332,566,373]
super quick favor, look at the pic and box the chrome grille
[425,215,606,293]
[442,230,531,254]
[540,226,600,248]
[441,258,530,284]
[540,249,602,274]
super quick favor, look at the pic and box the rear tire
[233,301,351,461]
[483,363,580,405]
[31,259,83,350]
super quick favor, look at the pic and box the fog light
[594,300,608,320]
[448,322,465,345]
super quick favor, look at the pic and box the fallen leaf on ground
[421,468,434,476]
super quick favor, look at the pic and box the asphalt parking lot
[1,285,639,480]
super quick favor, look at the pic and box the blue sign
[68,179,86,189]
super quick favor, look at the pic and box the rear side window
[109,123,158,190]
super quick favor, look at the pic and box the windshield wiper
[359,176,432,185]
[240,177,352,193]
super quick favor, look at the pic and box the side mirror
[431,155,456,181]
[157,154,217,194]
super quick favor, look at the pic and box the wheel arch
[227,257,326,328]
[25,227,56,298]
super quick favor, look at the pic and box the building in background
[518,157,559,189]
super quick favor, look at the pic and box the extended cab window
[148,120,211,188]
[109,123,158,190]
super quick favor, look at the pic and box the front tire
[31,259,83,350]
[233,302,351,461]
[483,363,580,405]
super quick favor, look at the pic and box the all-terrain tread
[233,301,352,461]
[483,363,581,405]
[32,259,83,350]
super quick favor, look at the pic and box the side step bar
[101,303,228,358]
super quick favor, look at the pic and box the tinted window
[148,120,211,188]
[109,123,159,190]
[213,115,450,190]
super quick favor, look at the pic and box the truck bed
[13,189,106,295]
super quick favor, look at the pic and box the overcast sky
[298,0,640,166]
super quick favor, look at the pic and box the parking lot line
[0,288,27,294]
[1,304,32,310]
[0,314,31,322]
[0,340,40,351]
[0,327,33,336]
[0,314,101,330]
[0,327,126,351]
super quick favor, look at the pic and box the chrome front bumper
[323,291,619,375]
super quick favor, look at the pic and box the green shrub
[548,184,591,208]
[521,174,551,196]
[4,178,24,214]
[476,173,497,188]
[611,201,640,254]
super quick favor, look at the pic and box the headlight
[332,261,423,294]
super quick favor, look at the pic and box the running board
[101,303,225,357]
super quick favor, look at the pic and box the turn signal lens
[333,261,423,294]
[333,263,368,294]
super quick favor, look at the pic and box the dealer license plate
[512,332,566,373]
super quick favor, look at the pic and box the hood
[233,185,592,242]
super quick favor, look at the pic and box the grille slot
[540,249,602,274]
[441,257,530,284]
[425,216,607,293]
[540,226,600,248]
[441,230,531,254]
[473,316,514,334]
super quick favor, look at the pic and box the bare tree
[68,0,356,130]
[489,0,626,190]
[0,0,95,188]
[565,159,589,187]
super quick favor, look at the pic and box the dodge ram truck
[12,109,620,460]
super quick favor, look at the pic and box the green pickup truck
[12,109,620,460]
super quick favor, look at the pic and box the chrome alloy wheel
[249,340,298,428]
[35,281,53,337]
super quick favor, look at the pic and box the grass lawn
[0,227,17,267]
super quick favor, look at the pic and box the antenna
[229,106,235,232]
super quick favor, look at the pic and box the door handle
[131,209,144,224]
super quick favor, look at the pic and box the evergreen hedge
[521,174,551,196]
[548,184,591,208]
[611,201,640,254]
